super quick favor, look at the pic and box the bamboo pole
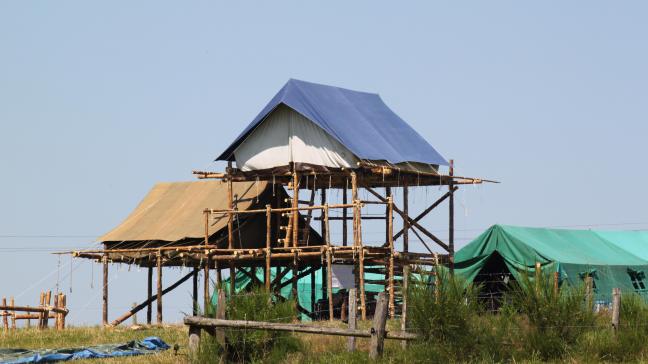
[227,165,235,296]
[147,267,153,324]
[2,297,7,330]
[61,294,66,329]
[325,204,334,321]
[343,184,348,246]
[102,254,108,326]
[449,159,455,272]
[53,295,59,330]
[387,196,395,318]
[157,253,163,324]
[401,182,409,345]
[265,204,272,291]
[204,210,211,312]
[320,188,327,311]
[292,171,299,248]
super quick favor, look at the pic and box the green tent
[455,225,648,302]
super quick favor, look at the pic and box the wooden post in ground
[342,184,348,246]
[387,196,395,318]
[265,204,272,291]
[325,204,334,321]
[10,297,15,330]
[132,303,138,326]
[102,254,108,326]
[553,271,559,295]
[347,288,357,352]
[401,181,409,347]
[157,252,163,324]
[44,291,51,329]
[585,276,593,311]
[612,288,621,333]
[215,289,227,345]
[53,295,59,330]
[38,292,44,329]
[351,172,366,320]
[320,188,328,304]
[2,297,7,331]
[401,265,409,349]
[60,294,66,329]
[227,165,236,296]
[204,210,211,313]
[448,159,455,273]
[188,324,201,354]
[147,267,153,325]
[369,292,388,359]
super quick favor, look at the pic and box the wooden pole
[204,210,211,313]
[265,204,272,291]
[369,292,388,359]
[325,204,334,322]
[387,196,395,318]
[227,165,235,295]
[553,271,559,295]
[188,325,201,354]
[215,289,227,345]
[157,253,163,324]
[2,297,7,331]
[38,292,44,329]
[347,288,357,352]
[612,287,621,333]
[44,291,51,329]
[401,182,409,344]
[292,171,299,248]
[60,294,66,329]
[449,159,455,272]
[585,276,593,310]
[192,268,199,316]
[147,267,153,324]
[132,303,138,326]
[102,254,108,326]
[342,183,348,246]
[351,172,366,320]
[320,188,328,306]
[53,295,59,330]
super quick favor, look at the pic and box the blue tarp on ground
[0,336,169,363]
[217,79,448,167]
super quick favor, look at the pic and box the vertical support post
[53,295,59,330]
[535,262,542,293]
[612,288,621,333]
[192,268,199,316]
[448,159,455,272]
[401,182,409,344]
[38,292,44,329]
[585,276,593,311]
[132,303,138,326]
[401,264,409,349]
[44,291,51,329]
[60,294,66,329]
[9,297,15,330]
[351,172,366,320]
[369,292,388,359]
[102,254,108,326]
[1,297,7,331]
[227,163,236,296]
[156,252,163,324]
[215,289,227,345]
[146,267,153,324]
[347,288,357,352]
[204,210,211,313]
[553,271,559,295]
[265,204,272,292]
[324,204,334,321]
[292,171,299,248]
[320,188,328,306]
[342,183,348,246]
[188,325,201,354]
[387,196,395,318]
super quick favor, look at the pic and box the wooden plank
[347,288,357,352]
[369,292,388,359]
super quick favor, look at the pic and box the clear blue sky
[1,1,646,325]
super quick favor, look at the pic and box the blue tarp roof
[217,79,448,167]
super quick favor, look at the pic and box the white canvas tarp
[234,105,359,171]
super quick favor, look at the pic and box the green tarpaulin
[455,225,648,302]
[211,267,388,321]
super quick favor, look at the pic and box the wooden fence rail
[0,291,68,330]
[184,291,417,359]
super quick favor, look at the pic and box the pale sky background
[1,2,647,325]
